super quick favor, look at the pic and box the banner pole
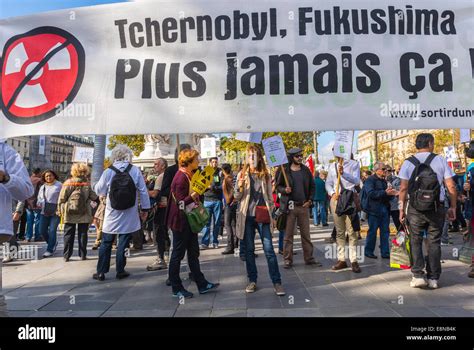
[176,134,181,155]
[335,158,343,197]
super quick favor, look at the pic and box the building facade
[357,129,438,169]
[5,137,30,170]
[50,135,94,180]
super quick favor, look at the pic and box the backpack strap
[109,165,119,173]
[407,156,420,167]
[424,153,437,166]
[109,164,133,174]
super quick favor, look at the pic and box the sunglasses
[294,154,303,158]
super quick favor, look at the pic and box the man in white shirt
[325,153,361,273]
[398,133,457,290]
[93,145,151,281]
[0,140,34,316]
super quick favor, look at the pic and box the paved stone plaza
[2,220,473,318]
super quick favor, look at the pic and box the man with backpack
[398,133,457,289]
[93,145,150,281]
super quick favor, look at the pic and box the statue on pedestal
[135,133,209,168]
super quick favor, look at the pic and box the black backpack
[108,164,136,210]
[407,153,441,212]
[334,164,356,216]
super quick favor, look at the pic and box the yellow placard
[191,166,214,195]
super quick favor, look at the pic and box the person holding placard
[325,151,362,273]
[234,145,285,296]
[167,149,219,298]
[201,157,223,249]
[276,148,320,269]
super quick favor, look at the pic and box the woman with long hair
[234,145,285,296]
[37,170,62,258]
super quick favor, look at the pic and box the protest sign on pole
[191,165,215,195]
[72,146,94,163]
[333,131,354,161]
[444,146,459,162]
[460,129,471,144]
[235,133,263,144]
[200,137,216,159]
[262,135,287,167]
[262,135,289,186]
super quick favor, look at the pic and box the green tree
[220,132,319,155]
[377,142,391,165]
[103,157,111,169]
[108,135,145,156]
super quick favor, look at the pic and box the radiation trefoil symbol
[0,26,85,124]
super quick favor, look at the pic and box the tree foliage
[107,135,145,156]
[220,132,320,155]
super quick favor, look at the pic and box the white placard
[262,135,287,167]
[355,150,372,167]
[443,145,459,162]
[333,131,354,160]
[1,0,473,139]
[460,129,471,144]
[200,137,216,159]
[235,132,263,144]
[72,146,94,163]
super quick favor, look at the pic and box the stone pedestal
[133,134,208,171]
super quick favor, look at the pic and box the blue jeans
[26,209,42,240]
[97,232,132,274]
[244,216,281,284]
[312,200,327,225]
[201,200,223,246]
[278,230,285,252]
[39,215,60,253]
[365,207,390,257]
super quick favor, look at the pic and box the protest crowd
[1,132,473,306]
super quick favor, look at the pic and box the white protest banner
[443,146,459,162]
[235,133,263,144]
[460,129,471,143]
[200,137,216,158]
[72,146,94,163]
[262,135,287,167]
[1,0,474,139]
[333,131,354,160]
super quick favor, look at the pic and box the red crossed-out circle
[0,27,85,124]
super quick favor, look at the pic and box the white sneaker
[43,251,53,258]
[410,277,428,288]
[427,279,439,289]
[2,256,13,263]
